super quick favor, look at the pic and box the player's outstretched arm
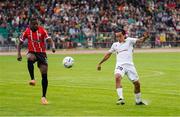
[47,38,56,53]
[97,52,112,71]
[17,41,23,61]
[136,32,149,44]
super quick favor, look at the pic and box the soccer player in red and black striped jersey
[17,18,55,105]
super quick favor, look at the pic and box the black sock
[27,60,34,80]
[42,74,48,97]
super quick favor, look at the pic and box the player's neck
[118,39,125,43]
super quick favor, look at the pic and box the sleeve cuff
[45,36,51,40]
[20,38,24,42]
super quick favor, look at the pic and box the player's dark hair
[29,17,38,32]
[114,27,126,35]
[30,18,38,23]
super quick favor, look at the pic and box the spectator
[0,0,179,48]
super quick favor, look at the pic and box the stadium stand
[0,0,179,50]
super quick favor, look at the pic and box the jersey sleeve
[127,37,138,45]
[19,28,28,42]
[42,28,51,40]
[108,43,116,53]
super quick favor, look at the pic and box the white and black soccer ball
[62,56,74,68]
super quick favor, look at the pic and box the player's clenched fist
[143,32,149,38]
[97,64,101,71]
[52,48,56,53]
[17,54,22,61]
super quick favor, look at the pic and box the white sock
[116,88,124,99]
[135,92,142,103]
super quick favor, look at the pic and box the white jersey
[108,37,138,65]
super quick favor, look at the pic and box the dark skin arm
[97,52,112,71]
[47,38,56,53]
[17,41,23,61]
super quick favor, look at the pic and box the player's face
[30,20,38,32]
[115,32,125,42]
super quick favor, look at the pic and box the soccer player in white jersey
[97,28,149,105]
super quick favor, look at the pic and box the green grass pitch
[0,52,180,116]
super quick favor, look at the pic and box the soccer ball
[62,56,74,68]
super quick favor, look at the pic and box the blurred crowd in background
[0,0,179,50]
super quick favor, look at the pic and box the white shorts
[114,64,139,82]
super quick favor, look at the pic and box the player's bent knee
[133,81,140,87]
[40,69,47,74]
[39,64,48,74]
[115,74,121,79]
[115,74,122,81]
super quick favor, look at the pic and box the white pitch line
[140,70,165,78]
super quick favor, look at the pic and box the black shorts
[28,52,48,67]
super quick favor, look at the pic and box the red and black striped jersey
[20,26,50,53]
